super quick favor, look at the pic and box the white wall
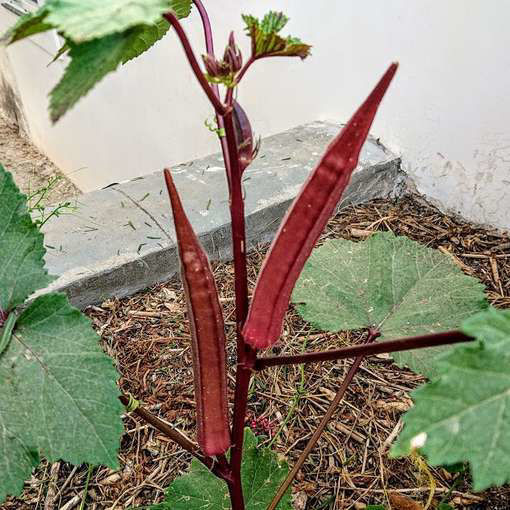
[1,1,509,230]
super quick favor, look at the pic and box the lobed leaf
[164,169,230,456]
[242,11,311,60]
[49,18,177,122]
[121,18,171,64]
[0,165,123,503]
[150,428,292,509]
[0,165,53,312]
[49,29,146,122]
[243,64,397,349]
[46,0,191,42]
[462,306,510,354]
[392,308,510,490]
[2,0,190,45]
[0,293,124,502]
[4,1,192,122]
[291,233,487,376]
[1,4,54,45]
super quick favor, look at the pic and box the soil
[1,191,509,509]
[0,114,79,202]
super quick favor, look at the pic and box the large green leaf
[0,165,123,503]
[0,293,124,502]
[392,308,510,490]
[49,16,176,121]
[151,428,292,509]
[3,0,192,122]
[48,30,140,122]
[0,165,53,312]
[292,232,487,375]
[46,0,191,42]
[121,18,170,64]
[2,0,189,48]
[462,307,510,354]
[1,4,54,45]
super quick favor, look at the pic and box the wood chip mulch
[2,194,509,510]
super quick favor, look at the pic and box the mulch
[2,194,509,510]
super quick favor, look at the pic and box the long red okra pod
[242,63,398,349]
[164,169,230,456]
[232,100,254,174]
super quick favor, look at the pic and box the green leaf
[392,308,510,491]
[152,428,292,509]
[3,1,192,122]
[0,165,53,311]
[48,40,71,66]
[292,232,487,376]
[392,346,510,490]
[462,307,510,354]
[48,15,177,121]
[240,429,292,509]
[49,29,141,122]
[121,18,170,64]
[0,166,123,503]
[1,5,54,45]
[46,0,191,42]
[242,11,311,59]
[0,293,124,502]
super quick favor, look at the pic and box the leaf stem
[191,0,233,189]
[267,330,379,510]
[255,330,472,370]
[164,12,228,115]
[119,394,222,476]
[192,0,214,55]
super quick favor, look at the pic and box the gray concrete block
[41,122,403,309]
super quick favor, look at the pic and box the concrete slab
[41,122,403,309]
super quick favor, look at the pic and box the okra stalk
[242,63,398,348]
[164,169,230,456]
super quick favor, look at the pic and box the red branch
[164,12,227,115]
[255,330,473,370]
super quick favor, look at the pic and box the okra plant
[2,1,510,508]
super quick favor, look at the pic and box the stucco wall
[0,46,26,130]
[0,1,509,230]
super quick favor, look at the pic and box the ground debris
[3,195,509,509]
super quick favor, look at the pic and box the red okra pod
[164,169,230,456]
[242,63,398,349]
[232,100,255,173]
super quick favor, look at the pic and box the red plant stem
[164,12,227,115]
[190,5,254,503]
[119,394,226,477]
[226,478,246,510]
[222,109,254,510]
[255,330,473,370]
[267,330,379,510]
[193,0,214,54]
[222,113,249,330]
[192,1,232,188]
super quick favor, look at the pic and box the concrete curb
[41,122,404,309]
